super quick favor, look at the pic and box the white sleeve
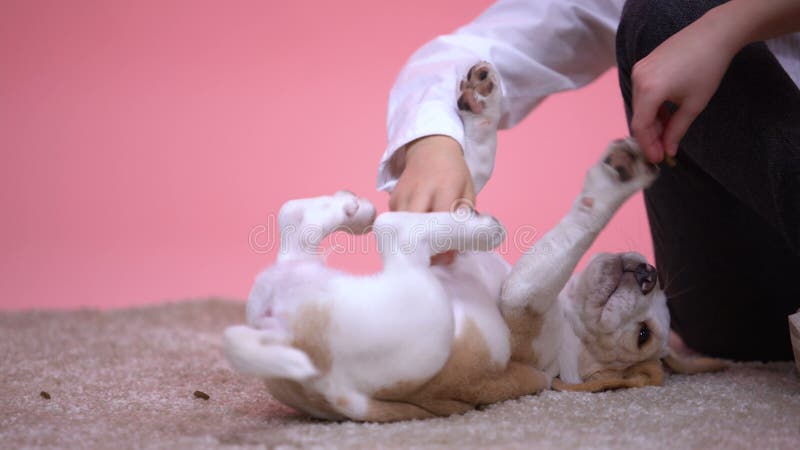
[376,0,625,193]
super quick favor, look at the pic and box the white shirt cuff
[376,100,466,193]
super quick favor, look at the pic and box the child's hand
[389,135,476,213]
[630,0,800,163]
[390,135,475,266]
[630,9,734,163]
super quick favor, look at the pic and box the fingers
[390,183,428,212]
[388,190,400,211]
[432,184,467,212]
[662,102,701,158]
[630,82,667,164]
[461,183,476,210]
[390,188,433,212]
[632,98,699,163]
[407,190,433,213]
[388,188,406,211]
[393,179,476,214]
[392,186,468,267]
[394,189,475,213]
[632,123,665,164]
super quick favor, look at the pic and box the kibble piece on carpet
[1,299,799,449]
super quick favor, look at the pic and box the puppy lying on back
[224,63,725,422]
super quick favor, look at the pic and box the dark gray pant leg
[616,0,800,360]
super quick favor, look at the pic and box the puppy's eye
[637,323,651,348]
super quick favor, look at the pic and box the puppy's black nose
[635,263,657,294]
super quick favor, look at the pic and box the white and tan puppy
[224,63,723,422]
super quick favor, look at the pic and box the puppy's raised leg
[373,209,506,269]
[247,191,376,330]
[501,139,657,358]
[229,192,376,382]
[277,190,376,262]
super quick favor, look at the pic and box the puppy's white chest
[435,252,512,367]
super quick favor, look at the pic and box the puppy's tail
[223,325,319,380]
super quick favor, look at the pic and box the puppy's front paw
[580,138,659,211]
[603,138,658,188]
[457,62,501,119]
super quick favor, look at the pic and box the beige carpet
[2,300,799,450]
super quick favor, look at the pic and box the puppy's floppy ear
[552,359,664,392]
[663,350,728,374]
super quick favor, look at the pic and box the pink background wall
[1,0,651,310]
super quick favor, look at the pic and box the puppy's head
[558,252,670,390]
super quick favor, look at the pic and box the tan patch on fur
[266,378,345,420]
[553,359,665,392]
[360,399,437,423]
[367,319,548,421]
[290,303,332,373]
[502,305,544,366]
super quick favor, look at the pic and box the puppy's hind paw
[333,190,376,235]
[224,325,319,380]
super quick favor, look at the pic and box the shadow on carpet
[1,300,799,449]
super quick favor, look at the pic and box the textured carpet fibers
[2,300,799,449]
